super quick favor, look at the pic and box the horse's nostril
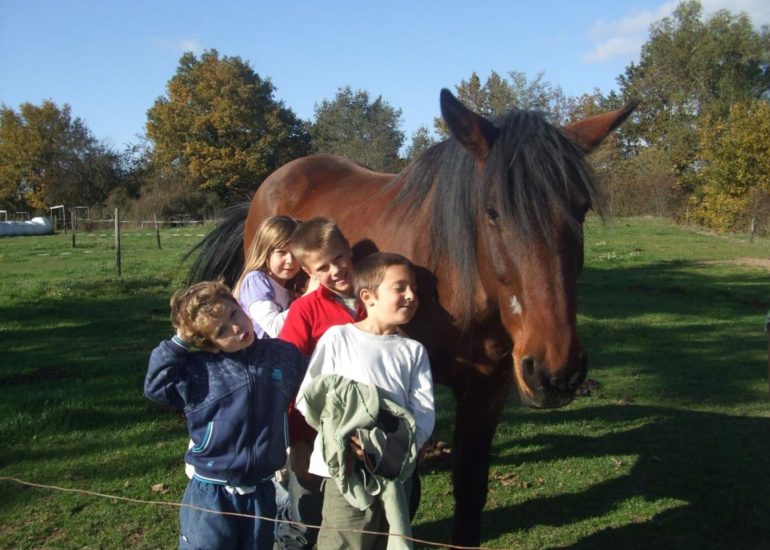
[522,354,587,394]
[521,357,536,379]
[521,356,548,390]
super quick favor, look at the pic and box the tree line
[1,1,768,232]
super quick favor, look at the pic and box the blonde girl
[233,215,302,338]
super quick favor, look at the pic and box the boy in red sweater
[276,217,364,549]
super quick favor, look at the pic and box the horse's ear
[440,88,499,160]
[562,100,640,153]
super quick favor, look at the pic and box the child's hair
[170,281,237,349]
[233,215,299,299]
[290,216,350,264]
[353,252,415,300]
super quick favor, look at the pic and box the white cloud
[151,38,204,55]
[583,35,646,63]
[176,39,203,55]
[583,0,770,64]
[589,2,677,41]
[700,0,770,25]
[582,1,677,64]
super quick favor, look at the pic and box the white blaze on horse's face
[509,295,522,316]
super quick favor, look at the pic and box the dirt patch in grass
[701,257,770,271]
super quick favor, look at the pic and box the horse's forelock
[487,111,602,245]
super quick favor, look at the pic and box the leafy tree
[566,89,625,123]
[101,140,153,218]
[691,100,770,231]
[434,70,573,136]
[118,140,152,201]
[310,86,404,172]
[132,169,212,222]
[404,126,438,163]
[146,49,310,202]
[561,90,683,219]
[618,1,770,177]
[602,145,680,218]
[0,100,119,211]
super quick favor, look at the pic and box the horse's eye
[486,208,500,222]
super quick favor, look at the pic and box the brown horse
[190,89,636,546]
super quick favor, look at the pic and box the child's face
[267,247,300,282]
[202,299,255,353]
[362,265,419,327]
[302,241,354,296]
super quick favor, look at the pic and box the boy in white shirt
[295,252,435,549]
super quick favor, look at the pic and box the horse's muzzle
[517,350,588,408]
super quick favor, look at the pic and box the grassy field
[1,217,769,549]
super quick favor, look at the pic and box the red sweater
[279,285,364,442]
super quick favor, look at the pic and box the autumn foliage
[1,2,768,233]
[691,101,770,231]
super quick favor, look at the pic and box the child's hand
[348,435,365,461]
[345,436,365,475]
[345,435,375,474]
[175,328,219,353]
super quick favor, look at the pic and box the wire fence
[53,216,219,233]
[43,204,223,233]
[40,208,219,275]
[0,476,505,550]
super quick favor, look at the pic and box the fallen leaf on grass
[151,483,170,494]
[491,471,531,489]
[576,378,601,397]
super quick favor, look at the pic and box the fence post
[154,212,162,250]
[71,209,76,248]
[115,208,122,277]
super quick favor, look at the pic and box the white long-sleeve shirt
[295,323,435,478]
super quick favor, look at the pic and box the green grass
[1,217,769,549]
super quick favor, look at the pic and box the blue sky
[1,0,768,150]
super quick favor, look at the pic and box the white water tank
[0,217,54,237]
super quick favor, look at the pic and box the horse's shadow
[414,404,770,548]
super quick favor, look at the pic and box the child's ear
[359,288,373,306]
[302,266,313,277]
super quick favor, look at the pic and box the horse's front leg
[450,362,513,547]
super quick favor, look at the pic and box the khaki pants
[317,479,389,550]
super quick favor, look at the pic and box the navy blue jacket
[145,336,305,487]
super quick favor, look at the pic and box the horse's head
[440,89,637,408]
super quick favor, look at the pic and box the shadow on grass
[1,259,768,547]
[579,260,769,405]
[0,276,177,458]
[414,404,770,548]
[0,277,170,381]
[413,260,769,547]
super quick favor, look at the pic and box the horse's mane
[388,109,603,326]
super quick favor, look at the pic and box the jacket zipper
[243,351,256,481]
